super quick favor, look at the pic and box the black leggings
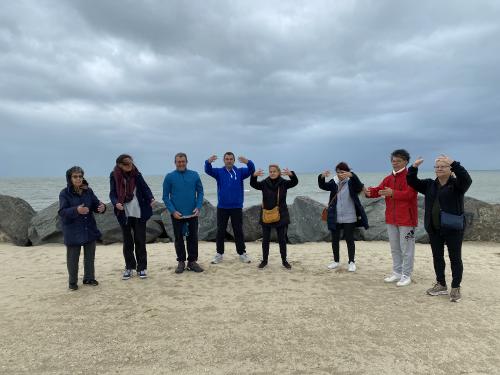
[331,223,356,263]
[262,225,288,262]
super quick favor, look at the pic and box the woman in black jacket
[58,166,106,290]
[407,155,472,302]
[250,165,298,269]
[318,162,368,272]
[110,154,155,280]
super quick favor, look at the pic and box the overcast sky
[1,0,499,177]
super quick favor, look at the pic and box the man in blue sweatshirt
[163,153,204,274]
[205,151,255,264]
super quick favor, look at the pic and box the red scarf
[113,165,138,204]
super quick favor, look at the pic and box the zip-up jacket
[205,160,255,209]
[367,168,418,227]
[407,161,472,233]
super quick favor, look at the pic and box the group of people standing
[58,149,472,302]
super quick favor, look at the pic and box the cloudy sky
[1,0,499,177]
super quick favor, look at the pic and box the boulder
[0,195,36,246]
[464,197,500,241]
[28,202,63,245]
[287,196,330,243]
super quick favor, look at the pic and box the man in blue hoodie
[163,153,204,274]
[205,151,255,264]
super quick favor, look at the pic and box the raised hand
[253,169,264,177]
[207,155,217,163]
[238,156,249,164]
[338,171,352,179]
[322,170,331,178]
[436,154,454,165]
[281,168,293,177]
[77,204,89,215]
[413,156,424,168]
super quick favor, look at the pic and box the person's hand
[413,156,424,168]
[192,208,200,217]
[238,156,249,164]
[253,169,264,177]
[97,202,106,213]
[207,155,217,163]
[150,198,156,207]
[115,203,124,211]
[281,168,293,177]
[364,187,371,197]
[436,154,454,165]
[77,204,89,215]
[338,171,352,179]
[321,170,331,178]
[173,211,183,219]
[379,187,393,197]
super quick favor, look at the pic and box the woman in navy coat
[58,166,106,290]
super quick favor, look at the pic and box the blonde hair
[268,164,281,173]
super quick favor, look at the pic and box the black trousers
[171,216,199,262]
[67,241,96,284]
[216,208,246,255]
[331,223,356,263]
[121,217,147,271]
[428,230,464,288]
[262,225,288,262]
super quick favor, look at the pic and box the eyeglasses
[71,175,83,179]
[434,166,450,170]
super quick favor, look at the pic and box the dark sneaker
[83,279,99,286]
[282,261,292,269]
[258,260,268,269]
[450,287,461,302]
[122,269,133,280]
[426,282,448,296]
[187,261,204,273]
[138,270,148,279]
[175,261,186,274]
[69,283,78,291]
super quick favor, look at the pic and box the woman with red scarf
[110,154,155,280]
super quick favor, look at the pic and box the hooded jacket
[58,171,104,246]
[205,160,255,209]
[318,172,369,232]
[109,171,154,226]
[250,172,298,227]
[367,168,418,227]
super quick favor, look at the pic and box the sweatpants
[67,241,96,285]
[386,224,416,277]
[428,230,464,288]
[331,222,356,263]
[216,208,246,255]
[261,225,288,262]
[171,216,199,262]
[121,217,147,271]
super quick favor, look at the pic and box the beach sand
[0,240,499,375]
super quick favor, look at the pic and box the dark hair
[116,154,133,165]
[335,162,351,172]
[65,166,84,184]
[391,149,410,162]
[223,152,235,159]
[175,152,187,161]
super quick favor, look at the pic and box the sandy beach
[1,240,499,375]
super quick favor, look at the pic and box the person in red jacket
[365,149,418,287]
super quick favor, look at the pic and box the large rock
[0,195,36,246]
[287,196,330,244]
[227,205,262,241]
[464,197,500,241]
[160,199,217,241]
[28,202,63,245]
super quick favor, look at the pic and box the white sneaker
[384,273,401,283]
[348,262,356,272]
[211,253,223,264]
[327,261,340,269]
[239,253,251,263]
[396,275,412,287]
